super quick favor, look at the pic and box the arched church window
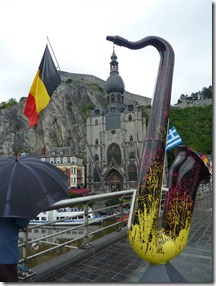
[117,94,121,101]
[130,135,133,142]
[94,154,99,161]
[128,163,137,181]
[107,143,121,165]
[95,139,99,145]
[95,119,98,125]
[128,115,132,121]
[111,94,115,102]
[94,167,100,182]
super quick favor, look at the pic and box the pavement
[23,192,213,283]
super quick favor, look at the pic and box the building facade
[86,49,149,193]
[40,146,85,189]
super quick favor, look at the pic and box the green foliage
[176,85,212,103]
[167,105,212,166]
[89,82,105,93]
[82,105,94,114]
[65,79,72,84]
[0,98,17,109]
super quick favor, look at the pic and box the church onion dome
[104,48,125,94]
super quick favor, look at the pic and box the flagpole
[45,37,106,192]
[46,36,63,79]
[163,119,170,186]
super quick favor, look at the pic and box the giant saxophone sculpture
[106,35,210,265]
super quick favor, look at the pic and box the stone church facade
[86,49,150,193]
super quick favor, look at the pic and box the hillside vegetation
[166,105,212,166]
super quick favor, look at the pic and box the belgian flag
[23,45,61,127]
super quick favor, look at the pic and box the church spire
[109,47,119,74]
[104,47,125,96]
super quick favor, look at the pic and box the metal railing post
[118,196,124,230]
[79,202,92,249]
[22,227,29,265]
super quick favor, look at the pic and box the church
[86,48,150,194]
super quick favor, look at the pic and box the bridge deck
[24,193,213,283]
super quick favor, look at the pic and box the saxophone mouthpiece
[106,35,128,47]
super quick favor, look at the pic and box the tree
[0,98,17,109]
[201,86,212,99]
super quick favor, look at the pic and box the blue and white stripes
[166,126,183,151]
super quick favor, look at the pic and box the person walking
[0,217,30,282]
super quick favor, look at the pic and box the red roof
[69,188,91,195]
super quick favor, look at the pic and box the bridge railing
[18,189,137,275]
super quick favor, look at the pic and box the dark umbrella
[0,155,70,219]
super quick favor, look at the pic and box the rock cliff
[0,72,151,160]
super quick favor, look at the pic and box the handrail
[46,189,136,210]
[18,189,137,275]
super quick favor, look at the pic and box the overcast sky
[0,0,212,105]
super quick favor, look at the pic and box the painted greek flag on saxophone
[166,126,183,151]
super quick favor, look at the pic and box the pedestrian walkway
[44,193,213,283]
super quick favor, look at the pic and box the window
[111,107,116,112]
[95,119,98,125]
[41,158,45,162]
[128,164,137,181]
[107,143,121,165]
[94,154,99,161]
[94,167,101,182]
[128,115,132,121]
[63,157,67,163]
[56,157,61,164]
[111,94,115,102]
[128,105,133,111]
[95,139,99,145]
[130,135,133,142]
[50,158,54,164]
